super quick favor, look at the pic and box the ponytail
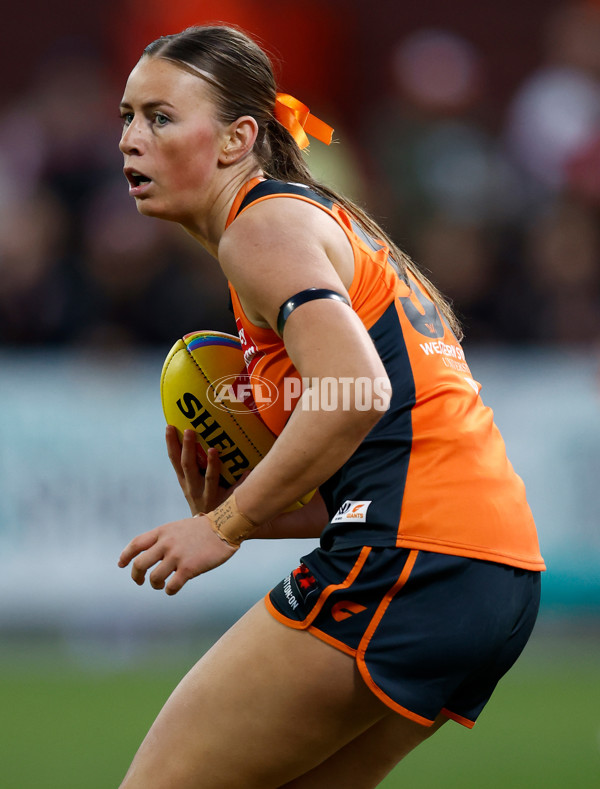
[259,119,314,184]
[262,118,463,340]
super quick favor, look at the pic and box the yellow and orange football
[160,330,312,509]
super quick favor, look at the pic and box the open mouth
[124,167,153,192]
[129,172,152,187]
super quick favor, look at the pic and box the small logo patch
[331,601,368,622]
[292,564,318,598]
[331,500,372,523]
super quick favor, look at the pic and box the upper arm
[219,198,387,384]
[219,197,352,329]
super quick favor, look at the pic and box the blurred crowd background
[2,0,600,349]
[2,6,599,786]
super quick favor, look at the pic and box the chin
[135,199,166,219]
[134,198,185,225]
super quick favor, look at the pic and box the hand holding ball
[160,330,313,509]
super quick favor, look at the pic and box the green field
[2,622,599,789]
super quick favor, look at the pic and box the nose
[119,120,144,156]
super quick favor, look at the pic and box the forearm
[247,489,329,539]
[233,383,384,526]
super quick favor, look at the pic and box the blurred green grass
[1,622,599,789]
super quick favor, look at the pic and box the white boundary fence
[1,347,598,633]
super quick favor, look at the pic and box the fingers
[181,428,205,480]
[118,529,159,569]
[168,425,207,483]
[130,541,166,586]
[165,424,184,479]
[119,531,177,588]
[165,567,194,596]
[118,516,238,595]
[196,443,208,470]
[180,430,209,510]
[167,426,208,472]
[149,555,177,590]
[203,448,223,511]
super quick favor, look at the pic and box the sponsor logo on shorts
[282,573,299,610]
[292,564,318,597]
[331,601,368,622]
[331,500,372,523]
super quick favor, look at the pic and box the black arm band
[276,288,351,336]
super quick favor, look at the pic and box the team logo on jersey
[331,500,372,523]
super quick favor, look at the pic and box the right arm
[166,425,329,539]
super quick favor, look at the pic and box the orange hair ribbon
[274,93,334,150]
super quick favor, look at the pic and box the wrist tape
[203,494,258,547]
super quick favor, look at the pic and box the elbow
[299,374,391,429]
[373,374,392,415]
[344,374,392,430]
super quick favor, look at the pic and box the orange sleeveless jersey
[226,179,545,572]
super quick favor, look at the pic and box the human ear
[219,116,259,164]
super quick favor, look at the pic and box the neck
[181,162,264,258]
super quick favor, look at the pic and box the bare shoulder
[218,196,354,328]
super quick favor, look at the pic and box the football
[160,330,312,509]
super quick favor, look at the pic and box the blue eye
[121,112,134,127]
[155,113,170,126]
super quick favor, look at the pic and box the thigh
[280,711,447,789]
[119,601,393,789]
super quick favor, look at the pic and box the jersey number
[398,286,445,338]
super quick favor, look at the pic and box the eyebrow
[119,100,177,111]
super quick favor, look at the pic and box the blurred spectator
[361,27,527,343]
[0,39,118,208]
[0,188,76,345]
[566,133,600,205]
[363,28,521,239]
[0,36,234,350]
[412,214,502,342]
[72,181,233,348]
[498,1,600,345]
[0,1,598,351]
[522,198,600,343]
[503,2,600,199]
[360,9,600,346]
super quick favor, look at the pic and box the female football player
[117,25,544,788]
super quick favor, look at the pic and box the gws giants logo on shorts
[331,601,367,622]
[207,372,278,414]
[331,500,372,523]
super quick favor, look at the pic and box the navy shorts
[266,546,541,727]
